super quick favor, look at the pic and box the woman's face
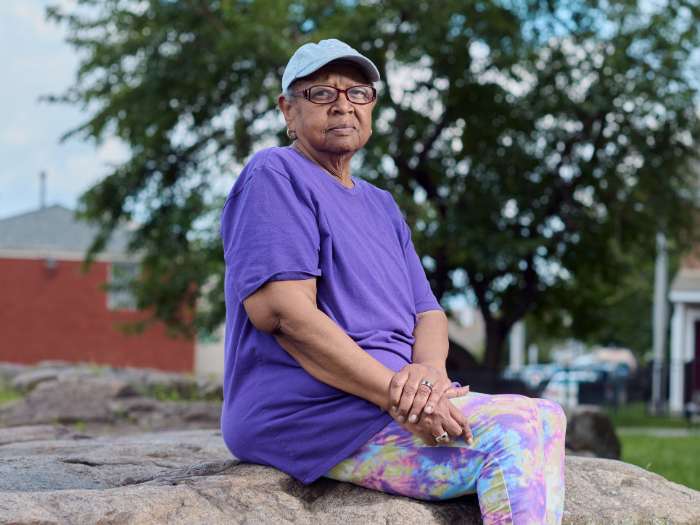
[280,63,376,160]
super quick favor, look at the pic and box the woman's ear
[278,94,295,129]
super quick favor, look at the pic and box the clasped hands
[388,363,473,447]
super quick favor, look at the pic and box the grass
[0,384,22,406]
[619,434,700,491]
[605,402,689,429]
[604,402,700,491]
[141,383,202,402]
[139,381,223,403]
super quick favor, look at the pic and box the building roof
[670,268,700,293]
[0,205,132,260]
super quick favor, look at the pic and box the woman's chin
[317,137,366,155]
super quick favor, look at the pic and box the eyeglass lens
[308,86,374,104]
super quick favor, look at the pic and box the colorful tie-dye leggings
[324,393,566,525]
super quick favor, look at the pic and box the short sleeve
[400,221,443,314]
[221,167,321,302]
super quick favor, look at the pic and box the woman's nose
[331,93,354,113]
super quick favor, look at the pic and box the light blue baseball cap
[282,39,380,93]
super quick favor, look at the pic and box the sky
[0,0,129,219]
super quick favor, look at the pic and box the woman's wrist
[410,358,447,376]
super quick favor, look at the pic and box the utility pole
[651,232,669,414]
[509,321,525,371]
[40,171,46,209]
[528,343,539,365]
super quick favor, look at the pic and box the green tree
[526,243,683,363]
[526,242,680,361]
[50,0,699,367]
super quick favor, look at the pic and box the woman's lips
[328,125,356,133]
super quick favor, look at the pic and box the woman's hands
[388,363,452,423]
[391,393,473,446]
[388,363,473,446]
[445,385,471,399]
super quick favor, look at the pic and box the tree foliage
[50,0,700,367]
[526,242,682,362]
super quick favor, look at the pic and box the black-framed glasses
[290,85,377,105]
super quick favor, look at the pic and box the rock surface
[0,425,78,446]
[564,404,622,460]
[2,361,224,400]
[562,456,700,524]
[0,429,228,493]
[0,429,699,524]
[0,376,222,434]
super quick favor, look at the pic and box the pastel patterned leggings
[324,393,566,525]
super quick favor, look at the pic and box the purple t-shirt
[220,146,442,484]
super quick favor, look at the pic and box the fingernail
[397,415,405,423]
[391,406,397,413]
[409,414,417,423]
[444,438,450,443]
[467,437,474,446]
[425,405,433,414]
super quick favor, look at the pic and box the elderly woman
[220,39,566,524]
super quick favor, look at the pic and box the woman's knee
[488,395,567,434]
[477,394,543,428]
[534,398,567,432]
[498,394,541,414]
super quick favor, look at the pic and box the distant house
[668,251,700,413]
[0,205,196,372]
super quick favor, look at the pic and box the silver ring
[419,380,433,390]
[435,431,449,444]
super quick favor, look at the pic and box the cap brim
[284,54,380,91]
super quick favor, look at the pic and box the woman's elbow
[242,293,281,334]
[242,280,318,335]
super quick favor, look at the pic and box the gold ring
[435,431,449,444]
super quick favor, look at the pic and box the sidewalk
[616,427,700,437]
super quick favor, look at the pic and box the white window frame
[107,261,138,311]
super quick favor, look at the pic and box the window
[107,262,138,311]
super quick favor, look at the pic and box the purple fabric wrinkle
[220,146,442,484]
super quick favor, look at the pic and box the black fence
[447,365,654,408]
[447,369,530,397]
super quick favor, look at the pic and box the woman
[220,39,566,524]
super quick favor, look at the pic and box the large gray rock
[3,363,224,402]
[0,425,77,446]
[563,456,700,524]
[10,367,84,393]
[0,429,699,524]
[0,429,228,462]
[0,377,139,426]
[564,404,621,460]
[0,376,221,433]
[0,429,228,493]
[0,362,28,384]
[122,368,199,397]
[0,459,483,525]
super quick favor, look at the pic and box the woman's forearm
[411,310,449,371]
[243,279,395,411]
[274,307,396,410]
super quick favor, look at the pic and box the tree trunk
[482,318,508,370]
[431,245,450,303]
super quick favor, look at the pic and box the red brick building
[0,206,194,371]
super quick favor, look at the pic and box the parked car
[542,369,606,407]
[502,364,563,396]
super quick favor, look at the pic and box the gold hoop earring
[287,129,297,141]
